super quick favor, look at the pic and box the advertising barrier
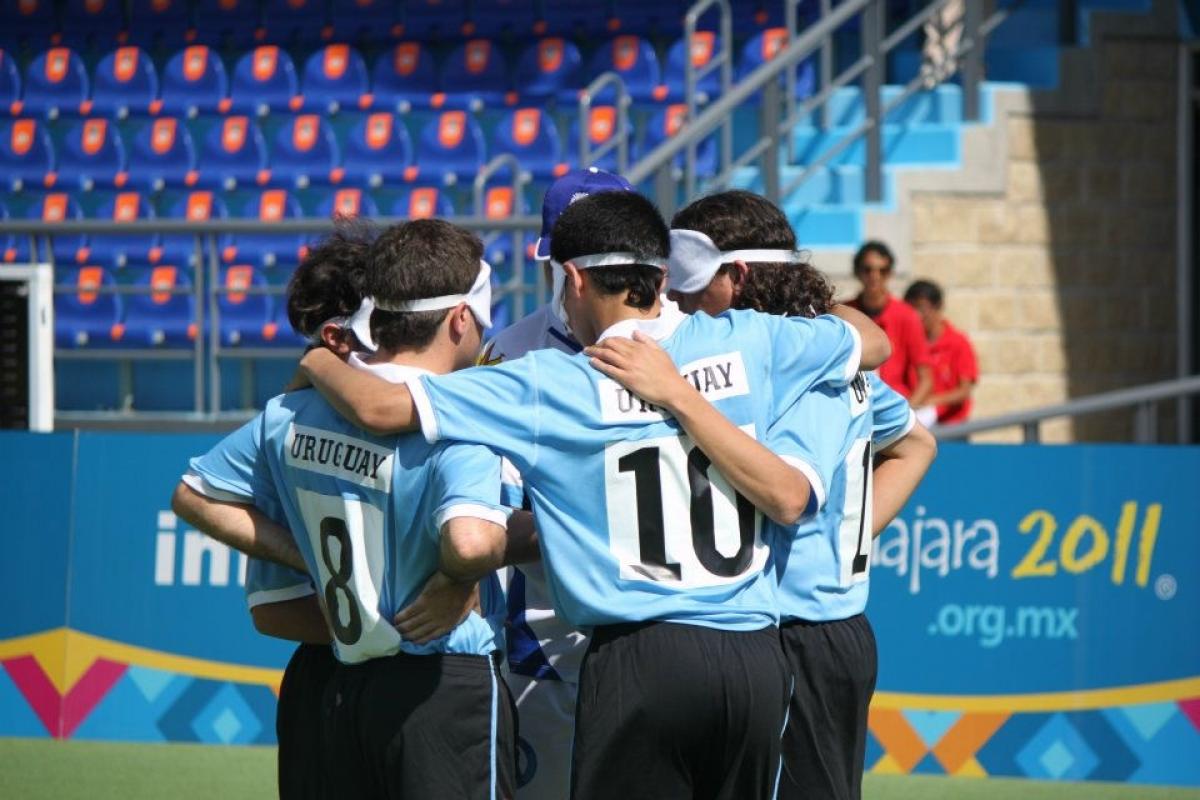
[1,432,1197,786]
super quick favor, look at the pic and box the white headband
[372,260,493,329]
[561,252,669,270]
[667,228,807,294]
[309,296,378,352]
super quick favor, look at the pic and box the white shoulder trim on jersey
[874,408,918,452]
[435,503,512,529]
[246,581,316,610]
[841,318,863,385]
[780,455,827,515]
[181,470,254,504]
[407,376,441,444]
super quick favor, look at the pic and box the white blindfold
[373,260,493,329]
[667,228,807,294]
[312,296,378,353]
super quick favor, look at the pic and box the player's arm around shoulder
[300,347,419,435]
[831,303,891,371]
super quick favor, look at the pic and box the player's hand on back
[394,571,481,644]
[585,331,692,411]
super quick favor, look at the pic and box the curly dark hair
[735,262,835,319]
[286,218,376,338]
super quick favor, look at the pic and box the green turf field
[2,738,1198,799]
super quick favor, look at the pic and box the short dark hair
[853,240,895,273]
[364,219,483,351]
[286,220,375,338]
[549,191,668,310]
[904,279,944,308]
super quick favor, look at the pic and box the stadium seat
[90,47,159,119]
[639,103,718,175]
[313,187,378,221]
[265,114,340,189]
[662,31,723,103]
[513,38,582,102]
[566,106,630,172]
[329,0,400,43]
[441,39,511,111]
[159,45,229,118]
[191,0,260,48]
[480,185,536,275]
[82,191,160,268]
[228,46,300,117]
[414,111,486,185]
[587,36,664,103]
[470,0,538,38]
[738,28,817,100]
[3,0,58,50]
[340,111,413,188]
[260,0,329,46]
[22,47,89,119]
[540,0,611,36]
[159,190,231,268]
[0,118,54,191]
[225,189,305,267]
[400,0,467,39]
[298,44,370,114]
[127,0,192,49]
[218,265,276,346]
[194,115,268,190]
[608,1,684,36]
[11,192,87,264]
[490,108,565,180]
[59,0,127,50]
[56,118,126,191]
[55,266,124,349]
[0,50,21,115]
[370,42,439,113]
[122,264,197,347]
[391,186,454,219]
[125,117,197,191]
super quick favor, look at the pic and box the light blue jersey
[767,373,915,622]
[407,305,863,631]
[186,360,510,664]
[245,559,314,610]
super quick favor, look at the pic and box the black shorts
[777,614,878,800]
[323,651,516,799]
[276,643,338,800]
[572,622,790,800]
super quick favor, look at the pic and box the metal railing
[578,71,631,174]
[933,376,1200,444]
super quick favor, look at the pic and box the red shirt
[849,294,931,397]
[928,320,977,423]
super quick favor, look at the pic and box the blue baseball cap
[534,167,634,261]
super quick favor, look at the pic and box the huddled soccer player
[177,180,937,800]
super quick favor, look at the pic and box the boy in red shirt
[848,241,933,405]
[904,279,978,424]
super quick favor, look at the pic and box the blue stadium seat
[540,0,610,36]
[413,111,485,184]
[313,187,379,221]
[329,0,400,43]
[3,0,58,50]
[370,42,439,113]
[639,102,718,175]
[299,44,370,114]
[218,265,275,346]
[229,46,300,117]
[90,47,159,119]
[401,0,467,39]
[480,185,535,272]
[340,111,413,188]
[22,47,89,119]
[59,0,126,50]
[609,1,684,35]
[191,0,260,47]
[738,28,817,99]
[391,186,454,219]
[225,189,305,267]
[260,0,329,45]
[491,108,565,180]
[266,113,339,189]
[662,31,723,103]
[566,105,631,171]
[159,45,229,118]
[125,117,197,191]
[587,35,664,103]
[122,265,196,347]
[83,191,160,268]
[127,0,192,49]
[0,50,21,115]
[194,115,267,190]
[513,37,582,102]
[56,266,124,349]
[441,39,511,111]
[470,0,538,38]
[57,118,126,191]
[13,192,86,264]
[0,118,54,192]
[159,190,231,268]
